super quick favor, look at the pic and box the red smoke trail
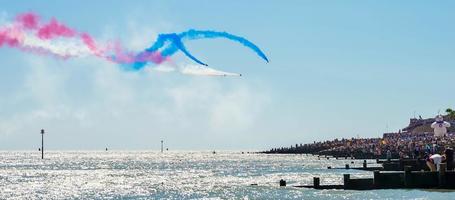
[16,12,39,29]
[37,18,76,39]
[0,12,166,66]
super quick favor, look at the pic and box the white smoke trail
[152,64,176,72]
[179,64,241,76]
[21,34,92,57]
[149,63,241,76]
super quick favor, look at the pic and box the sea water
[0,151,453,199]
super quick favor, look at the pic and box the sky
[0,1,454,150]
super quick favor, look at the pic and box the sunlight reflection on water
[0,151,453,199]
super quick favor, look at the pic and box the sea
[0,151,453,199]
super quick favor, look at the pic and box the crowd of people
[265,115,455,161]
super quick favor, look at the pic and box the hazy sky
[0,1,454,150]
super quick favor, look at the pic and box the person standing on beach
[426,153,446,171]
[431,115,451,138]
[386,149,392,160]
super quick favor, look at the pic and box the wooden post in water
[345,164,350,169]
[404,166,412,188]
[279,179,286,186]
[313,177,320,188]
[363,160,367,169]
[343,174,350,189]
[439,163,447,188]
[40,129,45,159]
[161,140,163,153]
[373,170,380,187]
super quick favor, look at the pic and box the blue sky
[0,1,454,150]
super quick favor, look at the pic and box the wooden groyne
[294,163,455,190]
[327,159,383,171]
[325,158,431,172]
[374,158,429,171]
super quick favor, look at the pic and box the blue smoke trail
[180,29,269,63]
[131,29,268,70]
